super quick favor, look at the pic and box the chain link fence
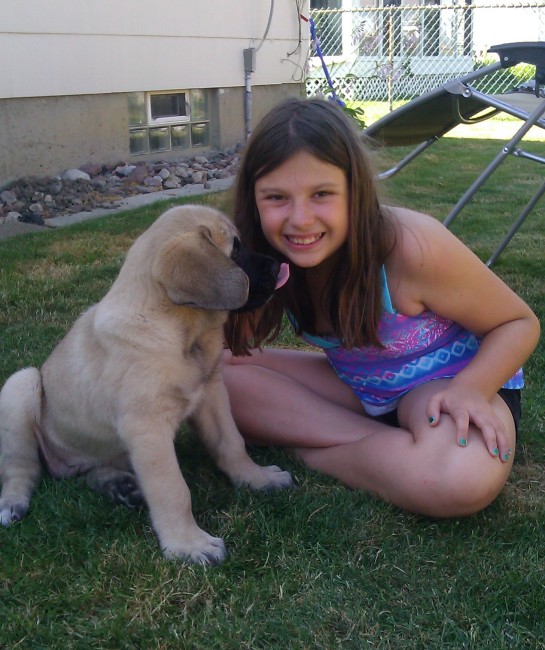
[305,2,545,112]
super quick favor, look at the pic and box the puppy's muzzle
[230,239,288,313]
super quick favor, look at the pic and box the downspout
[243,48,256,141]
[244,0,275,141]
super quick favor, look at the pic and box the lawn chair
[364,42,545,266]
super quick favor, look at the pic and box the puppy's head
[149,205,282,312]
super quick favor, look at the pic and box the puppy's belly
[35,426,102,479]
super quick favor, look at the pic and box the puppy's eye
[230,237,241,262]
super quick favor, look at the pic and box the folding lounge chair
[364,42,545,266]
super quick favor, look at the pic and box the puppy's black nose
[230,243,281,313]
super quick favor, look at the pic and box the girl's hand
[426,385,511,462]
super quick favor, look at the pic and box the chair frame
[365,42,545,266]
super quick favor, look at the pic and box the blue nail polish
[459,437,467,447]
[503,453,509,461]
[428,416,435,424]
[492,448,499,456]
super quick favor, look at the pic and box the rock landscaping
[0,149,241,225]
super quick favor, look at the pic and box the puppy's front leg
[121,418,226,565]
[191,372,294,490]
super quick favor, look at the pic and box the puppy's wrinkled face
[196,211,284,313]
[150,206,286,313]
[229,237,281,313]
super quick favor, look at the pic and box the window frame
[128,89,211,156]
[146,91,190,126]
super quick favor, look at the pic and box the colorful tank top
[288,267,523,415]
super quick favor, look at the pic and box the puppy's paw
[161,530,227,566]
[106,473,145,510]
[236,464,295,491]
[256,465,295,490]
[0,496,30,526]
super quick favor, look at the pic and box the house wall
[0,94,129,183]
[0,0,310,187]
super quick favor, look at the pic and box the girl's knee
[411,458,510,518]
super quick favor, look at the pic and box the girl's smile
[254,150,349,269]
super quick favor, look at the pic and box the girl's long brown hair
[225,97,394,356]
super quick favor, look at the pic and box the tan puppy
[0,205,293,565]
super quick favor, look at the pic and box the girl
[223,97,540,518]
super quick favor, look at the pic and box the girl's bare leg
[223,348,380,447]
[298,381,515,517]
[223,349,515,518]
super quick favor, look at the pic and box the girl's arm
[389,208,540,455]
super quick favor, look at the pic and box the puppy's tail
[0,367,43,526]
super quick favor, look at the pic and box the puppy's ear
[152,230,249,310]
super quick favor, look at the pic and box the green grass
[1,124,545,648]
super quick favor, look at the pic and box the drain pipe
[243,47,256,141]
[243,0,275,140]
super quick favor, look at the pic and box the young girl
[223,97,540,518]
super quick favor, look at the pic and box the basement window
[128,89,210,155]
[148,92,188,124]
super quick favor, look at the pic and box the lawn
[1,121,544,649]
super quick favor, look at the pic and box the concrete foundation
[0,83,303,189]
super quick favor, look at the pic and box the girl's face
[254,150,349,270]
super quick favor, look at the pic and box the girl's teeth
[287,234,322,245]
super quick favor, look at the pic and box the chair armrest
[489,42,545,69]
[489,42,545,93]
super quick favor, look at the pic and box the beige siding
[1,0,310,98]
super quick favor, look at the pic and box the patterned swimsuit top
[288,267,523,416]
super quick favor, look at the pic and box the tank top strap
[381,266,395,314]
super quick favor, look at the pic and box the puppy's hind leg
[85,463,145,510]
[0,368,43,526]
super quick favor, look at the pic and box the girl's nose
[289,200,314,228]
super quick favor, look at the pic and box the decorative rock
[50,179,63,195]
[91,178,108,189]
[127,165,148,184]
[21,211,45,226]
[143,177,163,187]
[11,200,25,213]
[1,190,17,205]
[114,164,137,177]
[5,211,21,222]
[62,169,91,182]
[79,163,103,177]
[29,203,44,214]
[0,149,239,224]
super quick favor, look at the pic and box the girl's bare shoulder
[381,205,480,314]
[382,205,450,268]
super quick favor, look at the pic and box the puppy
[0,205,293,565]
